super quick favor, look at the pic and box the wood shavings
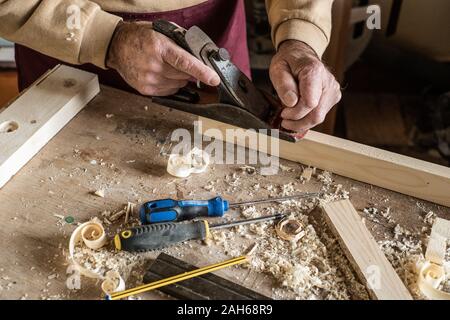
[68,218,107,279]
[317,170,333,185]
[300,167,313,182]
[101,270,126,295]
[107,202,136,223]
[416,218,450,299]
[213,192,368,300]
[109,209,125,222]
[378,225,423,298]
[240,165,257,175]
[167,147,209,178]
[81,223,107,250]
[67,217,145,296]
[424,211,436,225]
[240,206,260,219]
[225,173,241,187]
[93,189,105,198]
[203,181,216,192]
[279,164,294,172]
[276,218,305,242]
[125,202,135,224]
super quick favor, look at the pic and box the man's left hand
[269,40,342,135]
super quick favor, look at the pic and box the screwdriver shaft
[229,193,320,208]
[210,213,286,230]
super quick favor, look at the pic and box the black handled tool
[114,213,285,252]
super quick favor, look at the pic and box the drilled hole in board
[0,121,19,133]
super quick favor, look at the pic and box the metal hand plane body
[151,20,296,142]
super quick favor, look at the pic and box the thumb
[269,61,298,107]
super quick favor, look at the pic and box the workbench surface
[0,86,448,300]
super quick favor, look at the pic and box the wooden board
[200,117,450,207]
[0,65,99,188]
[321,200,413,300]
[0,85,448,300]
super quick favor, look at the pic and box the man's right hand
[106,21,221,96]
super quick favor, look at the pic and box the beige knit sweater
[0,0,333,68]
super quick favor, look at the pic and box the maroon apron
[15,0,250,92]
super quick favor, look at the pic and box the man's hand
[106,21,220,96]
[269,40,341,134]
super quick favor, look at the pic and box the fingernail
[293,130,308,139]
[283,91,298,107]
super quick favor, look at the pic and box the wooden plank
[321,200,413,300]
[200,117,450,207]
[0,65,99,188]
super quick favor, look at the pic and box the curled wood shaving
[417,218,450,299]
[276,218,305,242]
[167,147,209,178]
[68,218,107,279]
[101,270,126,295]
[81,223,107,249]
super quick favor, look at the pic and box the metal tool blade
[210,213,286,230]
[229,193,321,208]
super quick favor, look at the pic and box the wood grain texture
[0,85,447,299]
[200,117,450,207]
[0,65,99,188]
[321,200,413,300]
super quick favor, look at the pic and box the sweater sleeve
[0,0,122,68]
[265,0,334,58]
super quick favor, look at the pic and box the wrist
[106,21,126,69]
[278,40,319,59]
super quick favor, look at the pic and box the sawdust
[362,202,445,299]
[300,167,313,182]
[71,246,145,284]
[211,168,370,300]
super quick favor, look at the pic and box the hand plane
[151,20,297,142]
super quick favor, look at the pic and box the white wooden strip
[0,65,99,188]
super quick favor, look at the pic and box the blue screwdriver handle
[139,196,229,224]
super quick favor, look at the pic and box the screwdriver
[139,193,319,224]
[114,213,286,252]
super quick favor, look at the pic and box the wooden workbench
[0,85,448,300]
